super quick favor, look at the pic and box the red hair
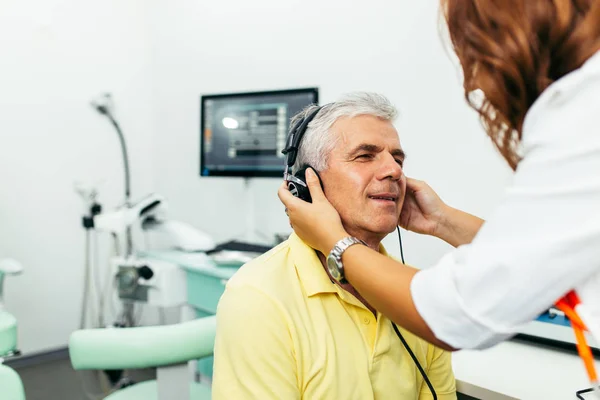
[442,0,600,169]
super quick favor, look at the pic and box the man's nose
[377,153,403,181]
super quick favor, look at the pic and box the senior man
[212,92,456,399]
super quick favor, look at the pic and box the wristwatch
[326,236,367,284]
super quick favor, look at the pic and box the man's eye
[356,154,373,160]
[395,159,404,167]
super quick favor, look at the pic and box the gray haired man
[213,92,457,399]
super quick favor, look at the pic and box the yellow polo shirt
[213,233,456,399]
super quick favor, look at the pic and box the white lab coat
[410,50,600,350]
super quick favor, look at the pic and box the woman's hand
[400,177,484,246]
[278,168,348,255]
[399,178,448,236]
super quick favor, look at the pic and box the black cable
[576,387,598,399]
[394,226,437,400]
[392,323,438,400]
[396,226,405,264]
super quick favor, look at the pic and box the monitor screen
[200,88,319,177]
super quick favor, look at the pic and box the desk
[453,340,592,399]
[143,250,594,400]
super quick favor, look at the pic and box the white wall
[1,0,514,354]
[0,0,154,353]
[149,0,513,265]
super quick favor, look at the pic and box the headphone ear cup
[292,165,324,203]
[288,180,312,203]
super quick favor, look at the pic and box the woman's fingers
[405,177,424,193]
[278,181,300,209]
[305,168,326,202]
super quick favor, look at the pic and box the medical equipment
[84,191,213,252]
[77,186,216,321]
[82,93,216,327]
[69,315,216,400]
[200,88,318,242]
[200,88,318,178]
[516,307,600,362]
[77,93,218,397]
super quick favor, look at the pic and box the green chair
[0,258,25,400]
[69,315,216,400]
[0,309,18,360]
[0,363,25,400]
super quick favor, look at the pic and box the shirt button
[363,317,370,325]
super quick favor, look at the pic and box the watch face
[327,255,341,280]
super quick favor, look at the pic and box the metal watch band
[329,236,367,283]
[331,236,366,260]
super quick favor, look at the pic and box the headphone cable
[394,226,437,400]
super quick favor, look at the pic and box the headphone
[281,105,325,203]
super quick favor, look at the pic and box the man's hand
[399,178,448,236]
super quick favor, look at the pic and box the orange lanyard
[555,291,599,390]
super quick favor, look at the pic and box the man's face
[320,115,406,243]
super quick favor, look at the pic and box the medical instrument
[84,92,216,325]
[555,291,600,399]
[76,93,217,396]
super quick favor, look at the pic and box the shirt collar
[288,232,389,298]
[523,49,600,136]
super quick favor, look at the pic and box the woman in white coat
[279,0,600,369]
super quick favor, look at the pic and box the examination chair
[0,364,26,400]
[0,258,26,400]
[69,315,216,400]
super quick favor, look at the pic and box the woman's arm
[340,245,455,350]
[435,206,484,247]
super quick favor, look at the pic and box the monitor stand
[207,178,273,256]
[242,177,255,243]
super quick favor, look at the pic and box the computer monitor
[200,88,319,177]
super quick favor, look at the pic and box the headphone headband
[282,105,323,168]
